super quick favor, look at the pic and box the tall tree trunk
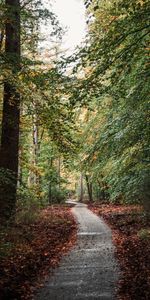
[97,179,109,201]
[79,173,83,202]
[58,156,61,190]
[48,157,53,204]
[85,174,93,202]
[28,111,44,188]
[0,28,4,51]
[0,0,20,223]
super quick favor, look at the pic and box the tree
[0,0,21,222]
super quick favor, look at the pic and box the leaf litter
[0,205,77,300]
[89,203,150,300]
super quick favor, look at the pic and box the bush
[16,186,41,224]
[48,187,68,204]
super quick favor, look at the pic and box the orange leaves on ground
[89,203,150,300]
[0,206,77,300]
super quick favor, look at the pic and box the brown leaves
[89,204,150,300]
[0,206,77,300]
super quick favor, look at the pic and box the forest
[0,0,150,299]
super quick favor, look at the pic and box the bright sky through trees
[43,0,86,52]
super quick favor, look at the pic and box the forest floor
[0,205,77,300]
[88,203,150,300]
[35,202,118,300]
[1,203,149,300]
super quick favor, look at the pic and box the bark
[0,0,20,223]
[85,175,93,202]
[0,28,4,51]
[79,173,84,202]
[17,148,22,188]
[28,112,44,187]
[97,179,109,201]
[58,156,61,190]
[48,157,53,204]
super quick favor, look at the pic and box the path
[35,203,119,300]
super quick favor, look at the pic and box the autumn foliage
[0,206,77,300]
[89,204,150,300]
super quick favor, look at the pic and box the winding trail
[35,202,119,300]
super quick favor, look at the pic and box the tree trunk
[97,179,107,200]
[79,173,83,202]
[85,174,93,202]
[58,156,61,190]
[28,113,44,188]
[48,157,53,204]
[0,28,4,51]
[0,0,20,223]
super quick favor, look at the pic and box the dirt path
[35,203,119,300]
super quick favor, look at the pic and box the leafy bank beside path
[0,206,77,300]
[89,204,150,300]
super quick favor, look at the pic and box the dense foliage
[0,0,77,223]
[72,0,150,209]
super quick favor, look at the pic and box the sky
[42,0,86,53]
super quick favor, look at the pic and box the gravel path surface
[35,203,119,300]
